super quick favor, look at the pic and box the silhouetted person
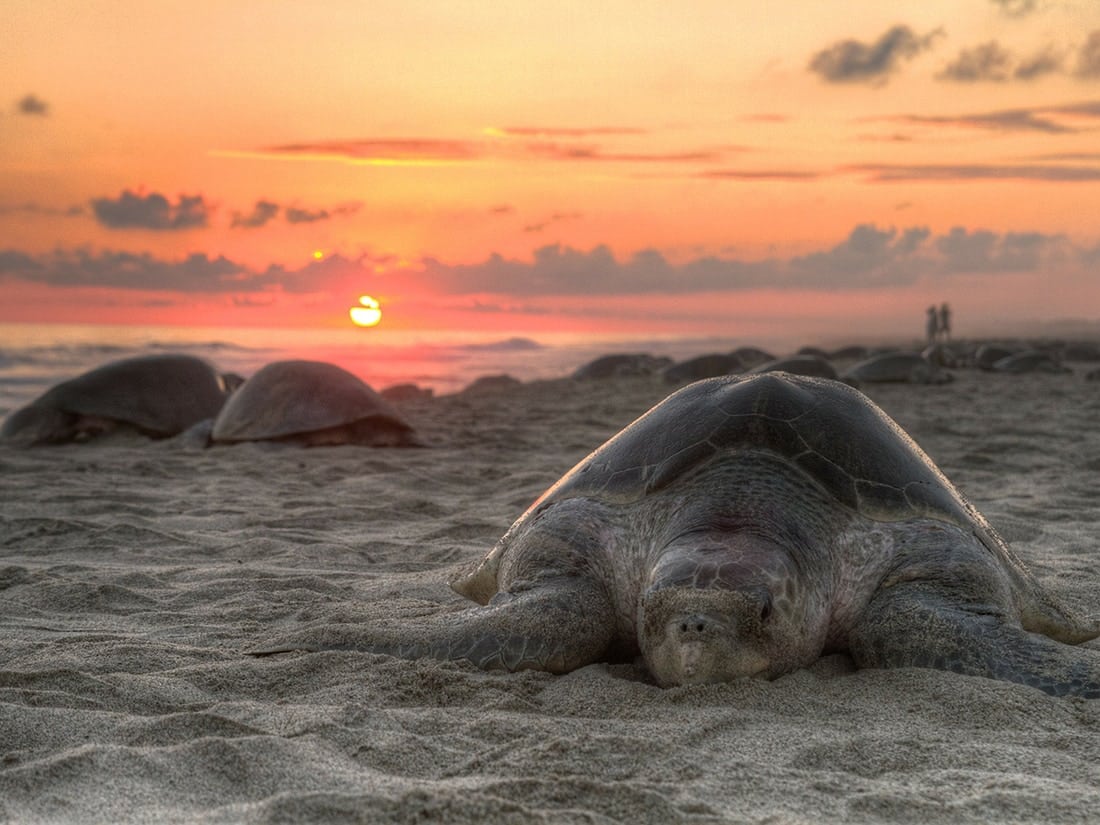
[938,303,951,342]
[926,305,939,346]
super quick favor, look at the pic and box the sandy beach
[1,365,1099,824]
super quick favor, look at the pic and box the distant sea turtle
[1,353,231,445]
[921,342,961,369]
[573,353,672,380]
[461,374,522,395]
[992,350,1071,375]
[842,351,953,385]
[210,360,422,447]
[749,355,840,380]
[663,353,744,384]
[828,345,871,361]
[975,343,1020,370]
[1061,342,1100,363]
[253,373,1100,696]
[730,346,776,368]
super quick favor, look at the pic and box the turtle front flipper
[849,579,1100,698]
[248,577,618,674]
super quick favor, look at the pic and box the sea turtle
[663,353,744,384]
[0,353,232,445]
[573,353,672,380]
[828,345,871,362]
[992,350,1071,375]
[461,374,522,395]
[210,359,422,447]
[842,351,953,385]
[749,354,840,380]
[975,343,1020,371]
[730,346,776,368]
[921,342,963,369]
[252,372,1100,696]
[1061,342,1100,363]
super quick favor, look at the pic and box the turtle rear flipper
[248,577,618,674]
[850,580,1100,698]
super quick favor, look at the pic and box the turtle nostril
[678,617,710,636]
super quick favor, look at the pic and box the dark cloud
[231,200,280,228]
[937,42,1015,82]
[0,250,40,272]
[883,100,1100,134]
[416,225,1071,296]
[1058,100,1100,116]
[0,249,244,291]
[849,162,1100,182]
[909,109,1070,132]
[523,211,583,233]
[231,199,361,228]
[1076,31,1100,78]
[1015,47,1065,79]
[935,227,1068,272]
[1081,241,1100,267]
[938,41,1066,82]
[417,244,706,295]
[0,201,84,217]
[786,225,932,286]
[286,202,361,223]
[16,94,49,116]
[0,248,378,295]
[245,254,373,294]
[808,25,942,85]
[285,206,331,224]
[91,190,211,230]
[0,227,1081,300]
[991,0,1038,16]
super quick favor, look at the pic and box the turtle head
[0,405,80,446]
[638,533,811,687]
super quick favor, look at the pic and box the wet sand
[1,369,1099,823]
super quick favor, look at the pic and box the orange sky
[3,1,1100,341]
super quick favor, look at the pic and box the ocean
[0,322,780,418]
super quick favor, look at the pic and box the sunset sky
[4,0,1100,342]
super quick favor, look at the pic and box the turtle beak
[679,640,705,679]
[664,613,770,685]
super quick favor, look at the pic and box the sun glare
[349,294,382,327]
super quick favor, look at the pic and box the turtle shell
[748,355,839,380]
[1,353,228,441]
[529,372,990,535]
[842,351,950,384]
[210,359,416,444]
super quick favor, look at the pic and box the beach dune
[1,370,1099,823]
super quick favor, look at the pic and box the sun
[349,294,382,327]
